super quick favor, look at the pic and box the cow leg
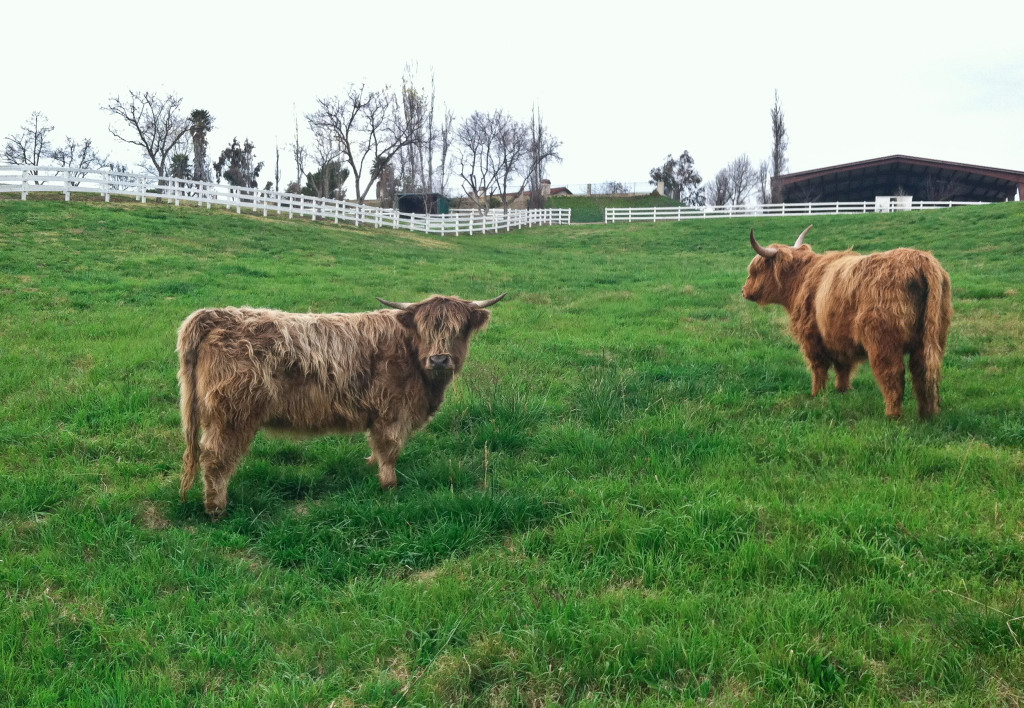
[909,347,940,419]
[865,346,906,418]
[368,424,409,489]
[835,362,855,392]
[199,422,258,519]
[802,340,830,396]
[810,365,829,396]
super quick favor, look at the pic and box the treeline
[647,91,790,206]
[2,69,561,213]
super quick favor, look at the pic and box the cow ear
[469,307,491,332]
[395,309,416,329]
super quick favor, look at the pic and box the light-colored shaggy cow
[177,293,505,518]
[742,225,952,418]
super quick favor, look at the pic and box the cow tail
[920,259,953,411]
[176,310,208,501]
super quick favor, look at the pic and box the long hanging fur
[918,257,953,412]
[176,310,211,500]
[174,295,500,518]
[743,228,953,419]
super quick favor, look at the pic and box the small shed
[396,193,450,214]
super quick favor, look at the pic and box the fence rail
[605,199,990,223]
[3,166,999,232]
[0,166,571,235]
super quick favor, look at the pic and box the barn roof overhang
[772,155,1024,203]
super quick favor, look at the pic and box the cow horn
[750,229,778,258]
[471,292,507,308]
[793,224,813,248]
[376,297,413,310]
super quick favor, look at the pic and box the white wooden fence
[3,165,996,231]
[605,199,990,223]
[0,166,571,235]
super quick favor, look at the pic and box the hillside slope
[1,199,1023,705]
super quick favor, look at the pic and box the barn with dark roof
[772,155,1024,203]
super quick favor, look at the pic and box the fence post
[21,170,28,200]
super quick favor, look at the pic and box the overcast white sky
[4,0,1023,192]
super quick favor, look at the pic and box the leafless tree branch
[104,90,192,177]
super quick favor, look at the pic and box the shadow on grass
[166,433,563,584]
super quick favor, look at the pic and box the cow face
[742,226,813,306]
[742,253,785,305]
[377,294,506,377]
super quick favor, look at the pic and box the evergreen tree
[213,138,263,189]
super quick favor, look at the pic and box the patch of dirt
[387,232,455,250]
[138,502,171,530]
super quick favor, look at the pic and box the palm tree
[189,109,214,182]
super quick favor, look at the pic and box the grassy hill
[1,199,1023,705]
[547,192,680,223]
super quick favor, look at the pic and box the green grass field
[546,194,678,223]
[1,197,1023,706]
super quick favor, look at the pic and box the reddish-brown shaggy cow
[177,293,506,518]
[742,225,952,419]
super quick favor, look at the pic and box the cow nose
[428,354,452,369]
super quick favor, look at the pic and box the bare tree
[726,154,756,205]
[104,91,193,178]
[305,129,344,198]
[103,161,135,191]
[757,160,771,205]
[706,169,732,206]
[526,107,562,209]
[290,113,307,193]
[770,90,788,203]
[435,108,456,197]
[3,112,55,182]
[398,68,429,194]
[922,175,966,201]
[274,142,281,193]
[455,109,560,213]
[397,69,459,209]
[455,110,521,212]
[308,84,423,204]
[49,137,109,186]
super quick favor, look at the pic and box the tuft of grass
[1,198,1023,705]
